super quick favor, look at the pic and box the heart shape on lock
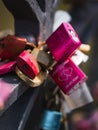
[50,59,87,94]
[58,67,73,81]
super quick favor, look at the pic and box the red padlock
[49,59,87,95]
[16,50,40,79]
[0,35,35,60]
[46,22,81,62]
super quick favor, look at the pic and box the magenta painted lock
[0,79,13,110]
[0,61,16,76]
[46,22,81,61]
[49,59,87,95]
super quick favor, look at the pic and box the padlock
[0,79,13,110]
[31,48,52,68]
[62,82,93,110]
[0,60,16,76]
[16,50,40,79]
[71,50,89,66]
[40,110,62,130]
[39,86,62,130]
[46,22,81,62]
[49,59,87,95]
[0,35,36,60]
[75,119,91,130]
[15,66,45,87]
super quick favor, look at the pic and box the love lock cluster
[0,22,90,95]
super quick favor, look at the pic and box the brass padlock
[15,66,45,87]
[0,35,36,60]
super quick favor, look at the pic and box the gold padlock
[15,66,45,87]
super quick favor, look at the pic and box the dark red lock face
[16,50,40,79]
[0,35,27,60]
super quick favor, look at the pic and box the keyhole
[23,64,29,71]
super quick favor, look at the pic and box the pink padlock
[49,59,87,95]
[16,50,40,79]
[0,61,16,76]
[46,22,81,61]
[0,79,13,110]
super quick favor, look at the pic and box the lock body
[0,35,27,60]
[31,48,51,68]
[15,66,45,87]
[16,50,40,79]
[40,110,62,130]
[49,59,87,95]
[0,61,16,76]
[46,22,81,62]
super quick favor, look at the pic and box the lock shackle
[26,41,36,49]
